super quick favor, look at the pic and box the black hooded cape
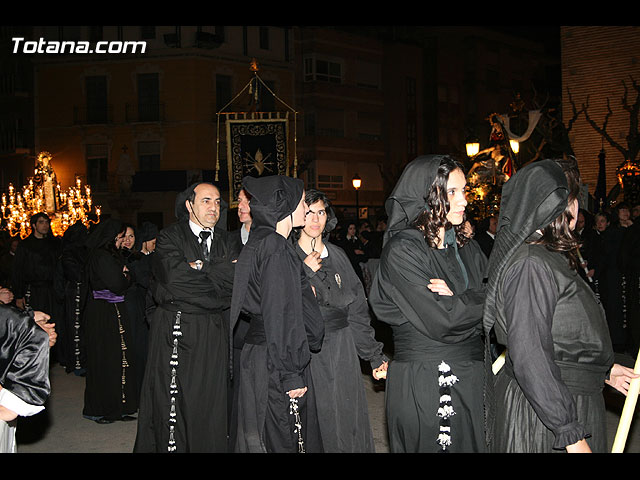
[134,182,235,453]
[82,218,138,422]
[368,155,487,453]
[229,175,325,453]
[483,159,614,452]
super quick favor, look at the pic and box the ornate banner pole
[611,348,640,453]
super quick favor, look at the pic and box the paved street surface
[13,354,640,454]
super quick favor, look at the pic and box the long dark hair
[412,155,470,249]
[528,157,581,269]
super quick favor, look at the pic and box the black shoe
[95,418,114,425]
[120,415,137,422]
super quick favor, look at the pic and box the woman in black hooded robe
[229,175,325,453]
[295,189,388,452]
[82,218,138,424]
[369,155,488,453]
[121,222,157,397]
[483,157,637,453]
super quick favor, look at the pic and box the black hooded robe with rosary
[82,219,138,422]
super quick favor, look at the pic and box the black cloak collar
[383,155,443,245]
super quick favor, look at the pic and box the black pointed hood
[383,155,442,245]
[85,218,124,251]
[242,175,304,240]
[483,158,569,335]
[138,221,159,242]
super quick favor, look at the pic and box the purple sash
[92,289,124,303]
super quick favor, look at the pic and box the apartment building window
[355,60,380,89]
[137,141,161,171]
[86,144,109,191]
[357,111,381,141]
[304,56,343,84]
[259,26,269,50]
[316,109,344,137]
[85,75,107,124]
[317,174,344,190]
[140,26,156,40]
[216,74,232,111]
[137,73,160,121]
[317,160,345,190]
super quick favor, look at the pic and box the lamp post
[465,137,480,158]
[352,173,361,220]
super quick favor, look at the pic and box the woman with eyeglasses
[295,189,388,452]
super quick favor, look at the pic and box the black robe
[369,155,488,453]
[0,305,50,406]
[0,305,51,452]
[11,234,62,333]
[122,249,152,397]
[598,225,631,351]
[492,243,614,452]
[296,242,386,452]
[369,229,487,452]
[229,175,325,453]
[82,244,138,421]
[134,220,235,453]
[57,222,89,374]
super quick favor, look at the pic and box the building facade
[561,25,640,206]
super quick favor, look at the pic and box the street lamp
[352,173,362,220]
[465,137,480,158]
[509,139,520,154]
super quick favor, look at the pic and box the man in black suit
[475,215,497,259]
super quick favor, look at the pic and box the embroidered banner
[226,117,288,206]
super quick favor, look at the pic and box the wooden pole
[611,348,640,453]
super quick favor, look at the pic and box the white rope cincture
[289,397,305,453]
[436,361,459,452]
[73,282,82,371]
[167,311,182,452]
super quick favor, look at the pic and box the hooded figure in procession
[229,175,325,453]
[483,157,638,453]
[134,182,235,453]
[368,154,488,453]
[82,218,138,424]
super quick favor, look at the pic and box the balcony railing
[125,103,165,123]
[73,105,113,125]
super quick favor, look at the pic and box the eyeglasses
[305,209,326,218]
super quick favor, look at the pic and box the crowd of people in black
[1,154,639,453]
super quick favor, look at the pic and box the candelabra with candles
[1,151,101,238]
